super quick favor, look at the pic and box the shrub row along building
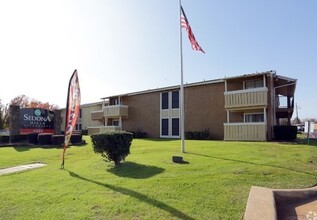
[61,71,297,141]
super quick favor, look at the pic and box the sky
[0,0,316,119]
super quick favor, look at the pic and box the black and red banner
[62,69,81,167]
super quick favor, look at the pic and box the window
[161,92,169,109]
[244,79,264,89]
[79,109,82,118]
[244,113,264,122]
[172,118,179,136]
[112,120,119,126]
[161,119,169,136]
[75,124,82,130]
[172,91,179,109]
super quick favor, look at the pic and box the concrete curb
[244,186,317,220]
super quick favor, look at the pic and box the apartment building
[61,101,103,132]
[89,71,296,141]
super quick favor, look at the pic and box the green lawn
[0,137,317,219]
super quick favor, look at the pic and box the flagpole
[179,0,185,153]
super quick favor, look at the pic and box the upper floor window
[161,92,169,109]
[161,91,180,110]
[172,91,179,109]
[244,79,263,89]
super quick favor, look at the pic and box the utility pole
[295,103,301,124]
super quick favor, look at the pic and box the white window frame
[160,91,180,138]
[244,112,264,123]
[243,79,264,90]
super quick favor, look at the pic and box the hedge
[27,133,39,144]
[52,135,64,146]
[274,126,297,141]
[10,134,28,142]
[0,135,10,143]
[185,129,209,140]
[71,134,82,144]
[38,133,53,145]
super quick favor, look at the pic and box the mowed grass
[0,137,317,220]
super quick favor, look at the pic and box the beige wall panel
[121,92,160,138]
[184,83,226,140]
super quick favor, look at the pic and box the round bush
[91,131,133,166]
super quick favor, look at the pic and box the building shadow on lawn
[67,170,194,220]
[107,162,165,179]
[186,152,316,177]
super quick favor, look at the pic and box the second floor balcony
[91,105,129,120]
[104,105,129,118]
[224,87,268,110]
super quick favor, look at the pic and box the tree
[292,117,301,125]
[0,100,5,129]
[9,94,59,110]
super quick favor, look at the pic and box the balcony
[87,126,122,135]
[103,105,129,118]
[224,123,266,141]
[91,110,104,120]
[224,87,268,109]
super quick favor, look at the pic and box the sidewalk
[0,163,47,175]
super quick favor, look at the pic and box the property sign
[19,108,55,134]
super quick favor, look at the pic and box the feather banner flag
[61,69,81,169]
[181,5,205,53]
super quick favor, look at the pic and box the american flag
[181,6,205,53]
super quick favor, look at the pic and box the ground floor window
[161,119,169,136]
[161,118,179,137]
[75,124,82,131]
[172,118,179,136]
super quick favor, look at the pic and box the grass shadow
[13,146,30,152]
[186,152,316,177]
[67,170,194,220]
[107,162,165,179]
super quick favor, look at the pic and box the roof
[101,70,297,99]
[60,101,103,110]
[101,78,225,100]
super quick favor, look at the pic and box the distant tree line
[0,94,59,130]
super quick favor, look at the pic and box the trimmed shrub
[185,129,210,140]
[201,129,210,140]
[10,134,27,142]
[52,135,64,146]
[0,135,10,143]
[82,129,88,135]
[71,134,82,144]
[185,131,194,140]
[274,126,297,141]
[38,133,53,145]
[131,129,147,138]
[91,131,133,166]
[27,133,38,144]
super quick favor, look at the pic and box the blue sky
[0,0,316,119]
